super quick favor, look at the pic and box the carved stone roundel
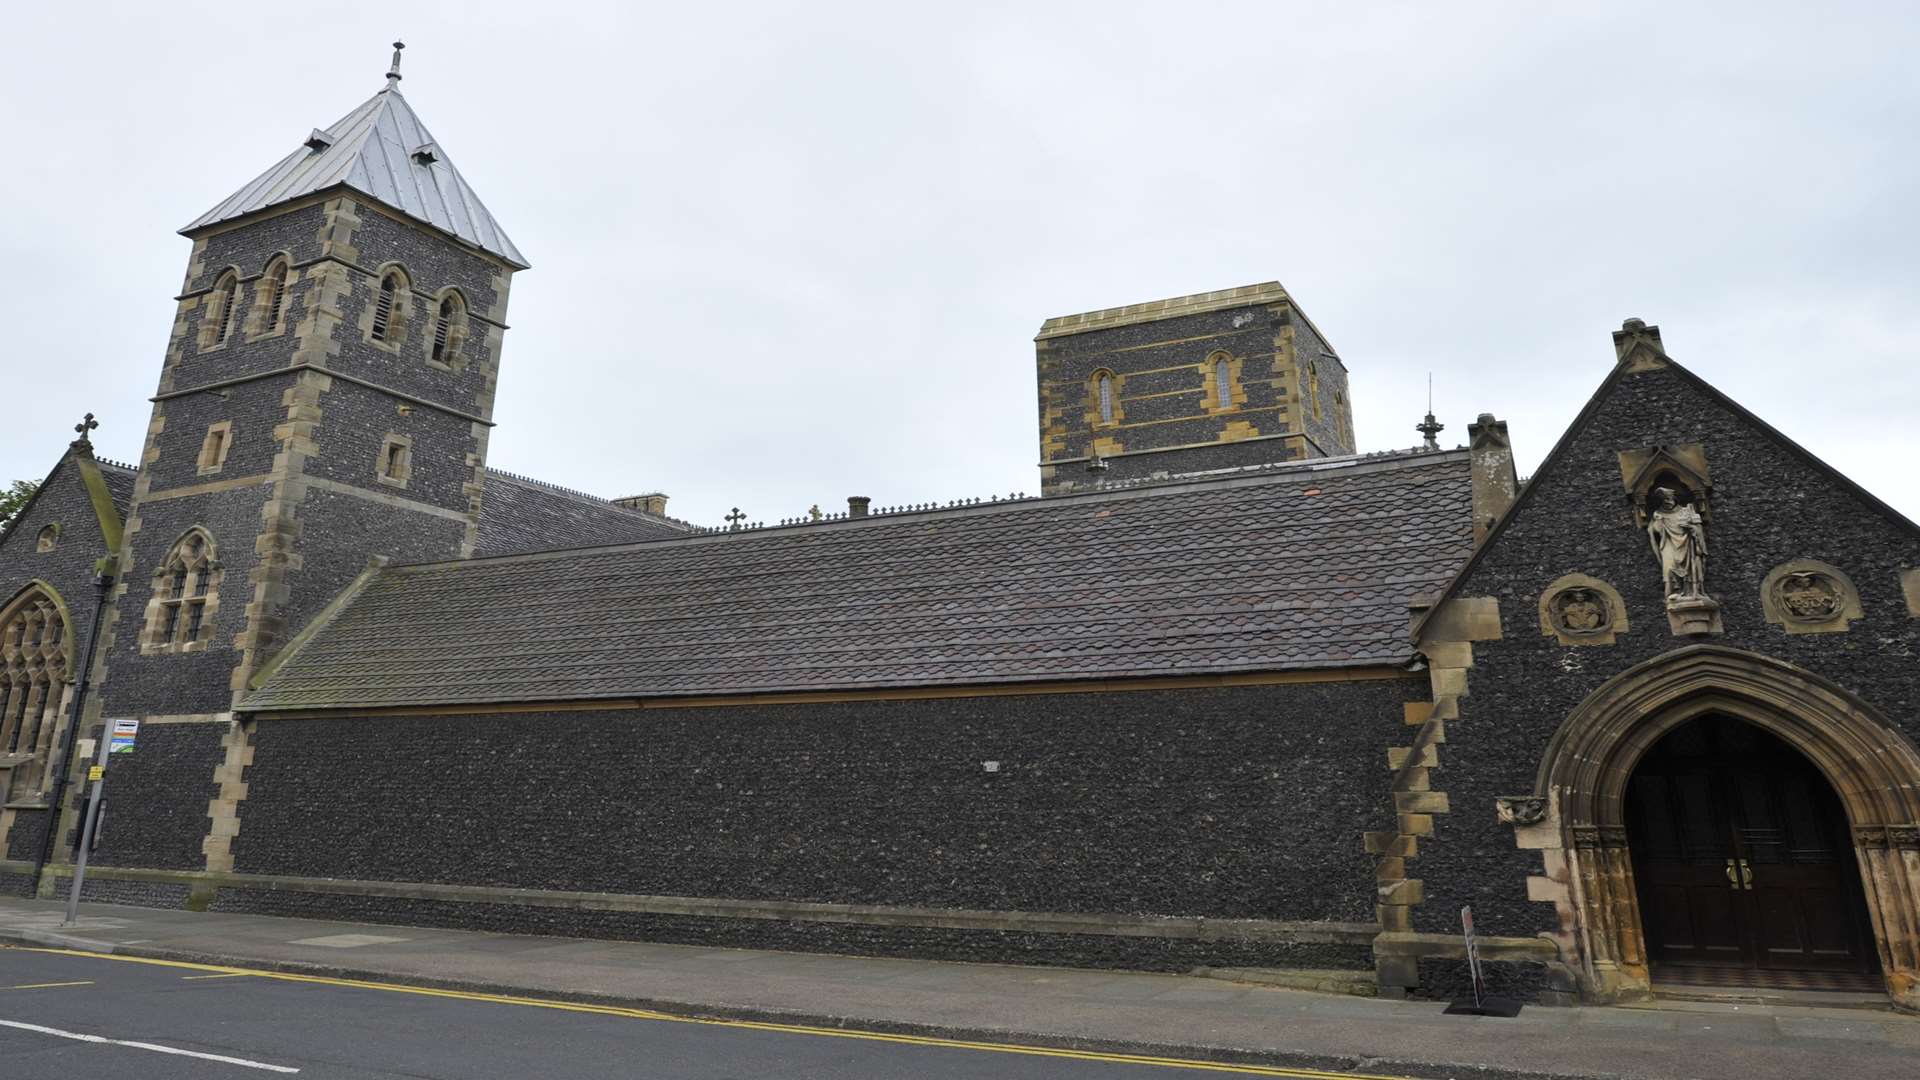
[1549,588,1613,637]
[1773,571,1844,623]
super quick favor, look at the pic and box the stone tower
[1035,282,1355,495]
[95,45,527,729]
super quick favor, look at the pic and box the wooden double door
[1626,715,1879,979]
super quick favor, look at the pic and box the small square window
[377,434,414,488]
[197,422,234,475]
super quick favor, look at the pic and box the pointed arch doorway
[1626,714,1880,988]
[1536,646,1920,1010]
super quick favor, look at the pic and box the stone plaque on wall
[1761,559,1863,634]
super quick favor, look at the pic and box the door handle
[1726,858,1754,890]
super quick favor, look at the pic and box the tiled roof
[97,459,137,515]
[181,84,527,268]
[474,469,689,557]
[246,451,1473,711]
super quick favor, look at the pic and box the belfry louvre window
[142,530,222,654]
[0,586,72,795]
[210,272,241,346]
[371,272,401,342]
[431,292,464,364]
[261,258,289,332]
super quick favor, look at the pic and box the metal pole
[62,735,113,925]
[31,562,114,897]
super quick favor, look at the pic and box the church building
[2,50,1917,1012]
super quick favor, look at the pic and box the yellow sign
[87,765,104,782]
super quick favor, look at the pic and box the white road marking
[285,933,410,948]
[0,1018,300,1073]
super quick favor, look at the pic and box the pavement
[1,896,1916,1080]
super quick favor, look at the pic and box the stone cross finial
[386,41,406,88]
[724,507,747,531]
[72,412,98,448]
[808,504,823,521]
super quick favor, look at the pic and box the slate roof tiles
[244,450,1474,711]
[474,469,689,557]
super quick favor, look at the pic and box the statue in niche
[1647,487,1708,600]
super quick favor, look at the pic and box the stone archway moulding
[1529,644,1920,1010]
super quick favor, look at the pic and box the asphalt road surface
[0,947,1435,1080]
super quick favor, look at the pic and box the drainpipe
[30,557,116,896]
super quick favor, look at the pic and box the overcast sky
[4,2,1916,527]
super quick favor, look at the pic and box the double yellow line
[9,946,1414,1079]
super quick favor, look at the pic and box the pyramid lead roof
[180,80,528,269]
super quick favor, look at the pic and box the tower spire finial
[1416,373,1444,451]
[385,41,405,90]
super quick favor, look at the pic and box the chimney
[1466,413,1517,545]
[614,492,669,515]
[847,496,871,518]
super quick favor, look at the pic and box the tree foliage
[0,480,39,530]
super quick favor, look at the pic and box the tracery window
[141,529,223,654]
[430,290,467,366]
[0,587,72,795]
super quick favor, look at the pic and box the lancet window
[1094,371,1117,425]
[371,270,407,343]
[430,290,466,365]
[260,257,290,333]
[206,271,242,348]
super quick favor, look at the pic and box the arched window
[0,586,71,789]
[35,524,59,553]
[431,291,466,364]
[371,271,404,342]
[1094,371,1116,425]
[260,257,290,333]
[210,271,241,347]
[1214,356,1232,409]
[142,530,222,653]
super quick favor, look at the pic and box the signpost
[62,719,136,926]
[108,718,139,755]
[1443,904,1523,1017]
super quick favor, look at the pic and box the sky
[3,2,1917,527]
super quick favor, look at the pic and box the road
[0,947,1433,1080]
